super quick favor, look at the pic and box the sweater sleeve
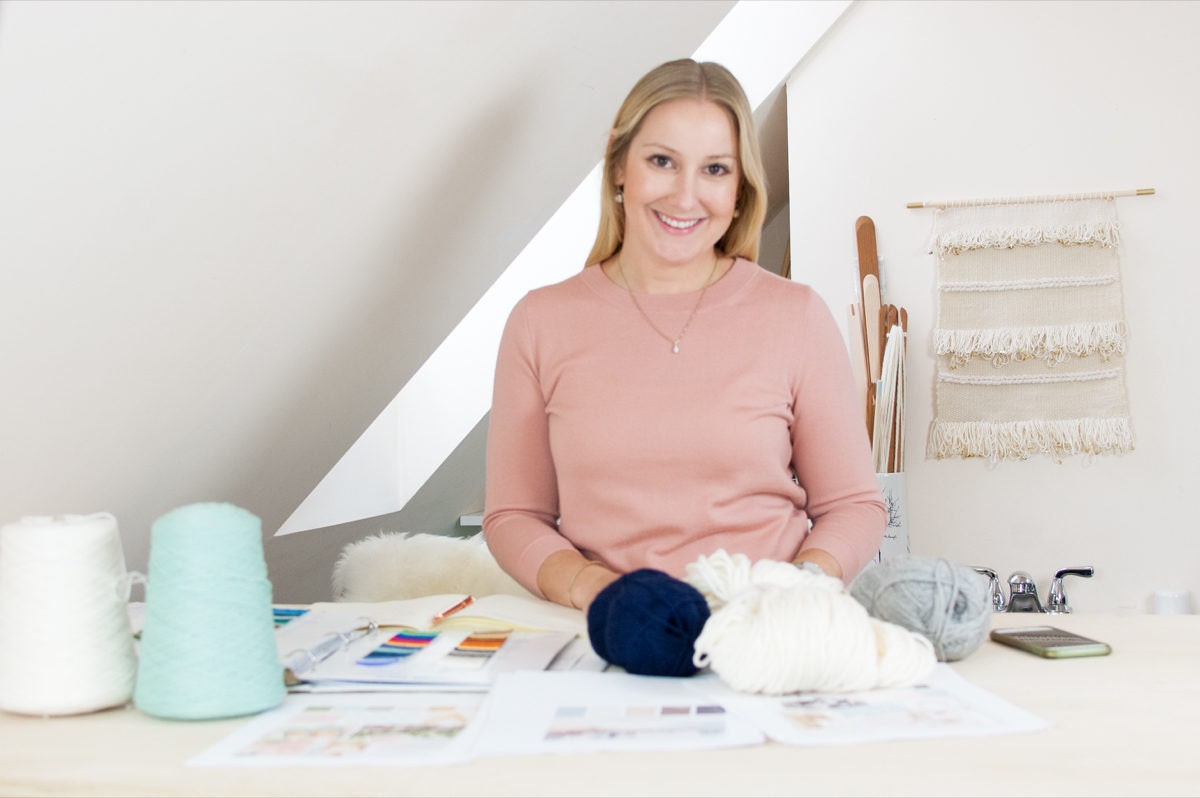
[482,295,575,597]
[790,290,887,582]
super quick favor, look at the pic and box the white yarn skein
[686,550,936,695]
[0,513,138,716]
[686,550,813,607]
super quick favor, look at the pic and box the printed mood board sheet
[190,666,1049,767]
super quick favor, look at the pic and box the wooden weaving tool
[855,216,882,442]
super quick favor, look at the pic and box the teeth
[656,212,700,230]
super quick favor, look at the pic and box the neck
[614,250,725,294]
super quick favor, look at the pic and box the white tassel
[935,322,1127,368]
[926,417,1134,462]
[932,220,1121,256]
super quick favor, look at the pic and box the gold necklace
[616,252,723,354]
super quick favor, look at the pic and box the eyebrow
[638,141,737,161]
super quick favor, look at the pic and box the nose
[670,171,700,210]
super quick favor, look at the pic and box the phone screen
[989,625,1112,658]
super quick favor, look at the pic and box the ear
[610,129,625,188]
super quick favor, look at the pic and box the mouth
[654,210,703,232]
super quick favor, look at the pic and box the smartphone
[989,625,1112,658]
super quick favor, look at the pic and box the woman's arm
[482,295,586,599]
[789,290,887,582]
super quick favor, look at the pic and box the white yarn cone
[0,513,138,715]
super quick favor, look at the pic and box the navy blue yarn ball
[586,569,711,677]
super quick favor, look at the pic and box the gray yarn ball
[849,555,992,662]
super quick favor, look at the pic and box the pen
[432,595,475,625]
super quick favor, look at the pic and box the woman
[483,58,885,617]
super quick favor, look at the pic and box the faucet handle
[1046,566,1094,614]
[972,566,1007,612]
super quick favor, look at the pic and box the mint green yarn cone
[134,502,285,720]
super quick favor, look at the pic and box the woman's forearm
[538,549,619,612]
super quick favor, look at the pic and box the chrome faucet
[1046,567,1095,614]
[971,566,1096,613]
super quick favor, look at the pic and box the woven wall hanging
[923,197,1135,462]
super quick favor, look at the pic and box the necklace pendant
[672,342,680,354]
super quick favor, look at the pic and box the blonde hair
[585,58,768,268]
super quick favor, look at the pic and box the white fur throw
[331,531,535,602]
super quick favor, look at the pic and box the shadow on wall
[264,414,491,603]
[250,83,550,603]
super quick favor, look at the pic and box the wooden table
[1,613,1196,797]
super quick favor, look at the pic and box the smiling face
[615,97,741,278]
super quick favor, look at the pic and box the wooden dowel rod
[906,187,1155,210]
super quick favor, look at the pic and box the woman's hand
[539,549,619,611]
[792,547,843,580]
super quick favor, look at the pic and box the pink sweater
[483,258,886,596]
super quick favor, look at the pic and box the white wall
[0,0,735,602]
[8,0,1193,611]
[787,0,1200,612]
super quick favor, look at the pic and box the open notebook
[309,593,588,636]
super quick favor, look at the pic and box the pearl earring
[615,187,623,204]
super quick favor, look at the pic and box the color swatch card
[473,670,766,756]
[189,692,489,768]
[690,665,1049,746]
